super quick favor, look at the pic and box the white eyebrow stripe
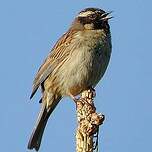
[78,11,94,17]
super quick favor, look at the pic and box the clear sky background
[0,0,152,152]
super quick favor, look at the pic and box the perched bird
[28,7,112,151]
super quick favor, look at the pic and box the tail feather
[28,97,61,151]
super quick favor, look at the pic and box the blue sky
[0,0,152,152]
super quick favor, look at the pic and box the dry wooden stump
[76,89,105,152]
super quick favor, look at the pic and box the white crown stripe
[78,11,94,17]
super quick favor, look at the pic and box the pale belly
[58,43,111,96]
[46,30,112,96]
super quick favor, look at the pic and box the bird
[28,7,112,151]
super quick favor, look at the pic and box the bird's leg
[69,87,96,106]
[68,93,80,103]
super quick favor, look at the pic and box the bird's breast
[58,30,111,96]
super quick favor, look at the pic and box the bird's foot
[69,87,96,109]
[69,93,80,103]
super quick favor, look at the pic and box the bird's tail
[27,97,61,151]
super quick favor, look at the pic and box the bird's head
[71,8,112,31]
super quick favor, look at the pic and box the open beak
[101,11,113,21]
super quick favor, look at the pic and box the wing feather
[30,30,78,99]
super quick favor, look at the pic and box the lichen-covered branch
[76,89,105,152]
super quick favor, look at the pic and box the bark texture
[76,89,105,152]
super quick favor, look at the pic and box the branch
[76,89,105,152]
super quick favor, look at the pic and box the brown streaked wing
[30,30,78,99]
